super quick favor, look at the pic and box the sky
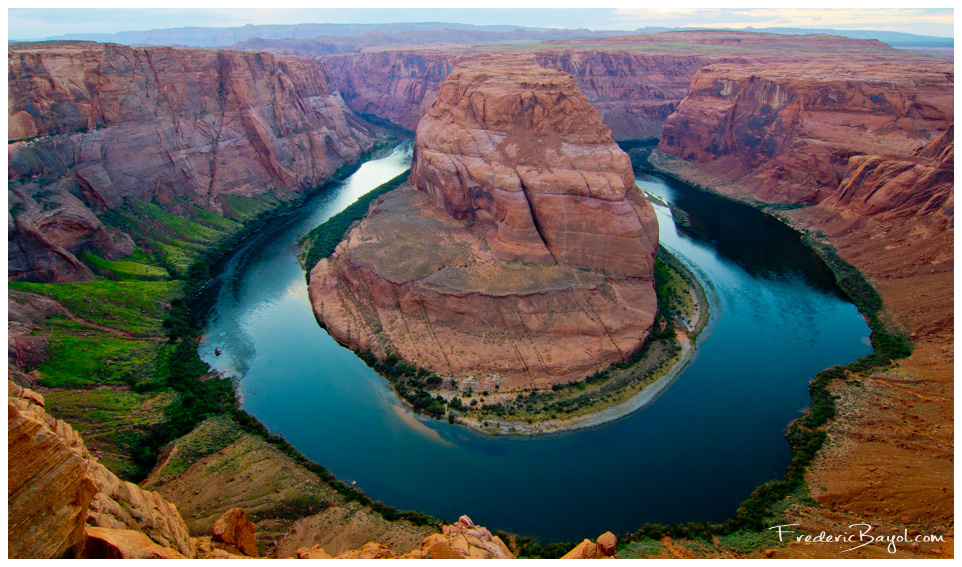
[6,6,956,41]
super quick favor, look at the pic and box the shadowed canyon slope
[310,58,659,389]
[8,41,378,282]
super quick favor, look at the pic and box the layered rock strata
[8,41,377,282]
[7,381,194,558]
[310,59,658,388]
[647,54,953,552]
[320,32,911,142]
[658,58,954,205]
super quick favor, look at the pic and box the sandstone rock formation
[658,57,953,205]
[291,515,514,559]
[7,381,195,558]
[82,527,188,559]
[324,51,459,130]
[412,515,514,559]
[8,41,378,282]
[320,32,909,143]
[561,530,618,559]
[8,382,97,558]
[323,49,709,140]
[310,58,659,388]
[825,123,953,226]
[212,507,259,557]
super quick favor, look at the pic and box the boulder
[212,507,259,557]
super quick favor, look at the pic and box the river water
[198,142,871,542]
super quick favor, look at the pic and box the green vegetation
[40,388,174,479]
[299,170,410,273]
[152,415,244,480]
[617,537,667,558]
[9,279,180,336]
[35,336,162,388]
[716,529,785,554]
[82,251,170,280]
[500,533,578,559]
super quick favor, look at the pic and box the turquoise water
[197,143,871,542]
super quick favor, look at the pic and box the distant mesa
[309,56,659,389]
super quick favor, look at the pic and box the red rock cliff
[8,41,378,282]
[310,58,658,389]
[658,58,954,205]
[323,48,712,140]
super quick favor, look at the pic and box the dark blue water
[198,143,871,542]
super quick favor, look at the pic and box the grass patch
[36,336,162,388]
[128,201,227,245]
[41,388,174,479]
[8,280,180,336]
[154,415,244,480]
[220,193,284,222]
[716,529,785,554]
[82,252,169,280]
[617,537,667,558]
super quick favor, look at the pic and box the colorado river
[197,141,871,542]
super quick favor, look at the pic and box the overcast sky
[7,7,956,41]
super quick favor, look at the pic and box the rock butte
[310,58,659,389]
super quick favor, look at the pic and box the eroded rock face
[535,51,712,140]
[825,123,954,227]
[290,515,514,559]
[411,58,659,276]
[323,49,709,140]
[211,507,259,557]
[8,41,377,282]
[324,51,458,131]
[8,382,96,558]
[310,58,658,388]
[561,531,618,559]
[658,58,954,205]
[7,381,195,559]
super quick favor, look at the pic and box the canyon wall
[310,58,658,389]
[323,49,712,140]
[534,51,713,139]
[649,52,953,547]
[8,42,379,282]
[323,51,458,131]
[658,58,954,205]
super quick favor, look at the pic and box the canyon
[7,28,954,559]
[8,41,378,282]
[309,57,659,389]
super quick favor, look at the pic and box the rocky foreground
[310,57,659,389]
[9,379,562,559]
